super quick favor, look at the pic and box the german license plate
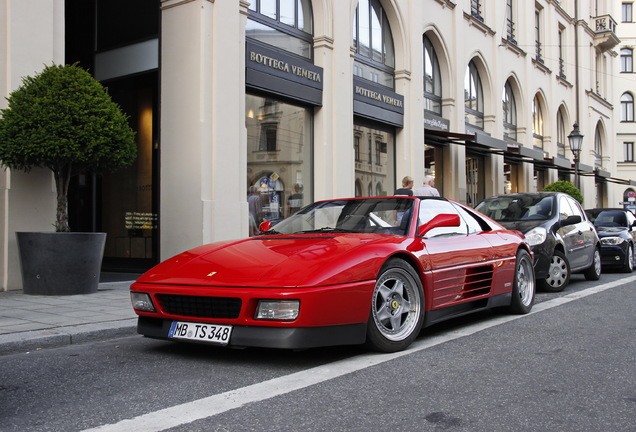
[168,321,232,345]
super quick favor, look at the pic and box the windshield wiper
[257,229,283,236]
[298,227,351,234]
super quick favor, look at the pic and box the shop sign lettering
[249,52,321,83]
[354,85,403,108]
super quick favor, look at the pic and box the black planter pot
[16,232,106,295]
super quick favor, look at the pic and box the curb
[0,318,138,356]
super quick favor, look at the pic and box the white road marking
[83,276,636,432]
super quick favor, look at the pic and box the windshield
[475,195,555,222]
[258,197,414,235]
[593,210,627,228]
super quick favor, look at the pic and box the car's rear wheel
[623,244,634,273]
[539,250,570,292]
[508,249,535,314]
[584,248,602,281]
[366,258,424,353]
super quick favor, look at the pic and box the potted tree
[0,64,136,295]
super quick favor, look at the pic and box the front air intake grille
[156,294,242,319]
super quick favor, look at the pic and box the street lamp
[568,122,584,190]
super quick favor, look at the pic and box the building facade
[0,0,629,290]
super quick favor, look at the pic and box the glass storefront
[466,153,485,207]
[246,94,313,235]
[354,123,395,197]
[101,74,158,268]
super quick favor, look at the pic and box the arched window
[621,48,633,72]
[247,0,314,60]
[532,95,544,149]
[423,36,442,115]
[502,80,517,141]
[353,0,395,88]
[622,93,634,122]
[556,108,566,158]
[594,125,603,169]
[464,61,484,128]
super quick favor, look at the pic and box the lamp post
[568,122,584,190]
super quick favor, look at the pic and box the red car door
[416,200,495,309]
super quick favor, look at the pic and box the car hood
[136,234,391,287]
[595,226,627,236]
[496,220,547,234]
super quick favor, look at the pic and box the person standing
[394,176,414,196]
[413,175,440,196]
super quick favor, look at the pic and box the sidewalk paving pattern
[0,273,140,356]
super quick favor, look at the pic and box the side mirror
[561,215,582,227]
[258,220,273,232]
[417,213,461,237]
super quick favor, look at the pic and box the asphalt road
[1,272,635,432]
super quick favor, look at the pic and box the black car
[476,192,601,292]
[585,208,636,273]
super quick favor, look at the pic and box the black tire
[623,244,634,273]
[539,249,570,292]
[584,247,602,281]
[366,258,424,353]
[508,249,535,314]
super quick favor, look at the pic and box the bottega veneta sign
[249,52,321,83]
[246,40,323,106]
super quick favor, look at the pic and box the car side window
[567,197,586,219]
[627,211,636,227]
[559,196,576,221]
[418,199,468,238]
[451,202,484,234]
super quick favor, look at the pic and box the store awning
[424,128,636,185]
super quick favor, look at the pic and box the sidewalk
[0,273,141,356]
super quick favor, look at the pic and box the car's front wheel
[584,248,602,280]
[366,258,424,353]
[539,250,570,292]
[623,244,634,273]
[508,249,535,314]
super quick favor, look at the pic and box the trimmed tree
[0,64,136,232]
[543,180,583,204]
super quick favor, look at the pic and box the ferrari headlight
[255,300,300,321]
[524,227,547,247]
[131,292,156,312]
[601,236,625,246]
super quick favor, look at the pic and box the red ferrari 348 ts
[131,196,535,352]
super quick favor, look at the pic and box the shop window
[353,124,395,197]
[464,61,484,129]
[353,0,395,89]
[246,95,312,234]
[423,36,442,115]
[247,0,314,60]
[502,80,517,141]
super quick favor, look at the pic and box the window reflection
[246,95,312,235]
